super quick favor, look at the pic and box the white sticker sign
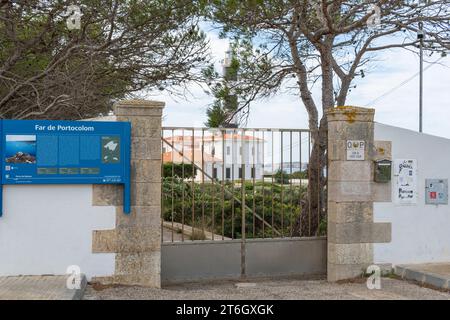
[393,159,418,205]
[347,140,365,161]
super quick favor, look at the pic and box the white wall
[374,123,450,265]
[0,185,115,280]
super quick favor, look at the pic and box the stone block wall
[327,106,392,281]
[91,100,164,287]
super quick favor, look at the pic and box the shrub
[163,162,197,179]
[290,170,308,180]
[274,169,290,184]
[190,229,207,240]
[162,178,310,239]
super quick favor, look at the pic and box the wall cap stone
[114,99,165,108]
[114,100,165,116]
[326,106,375,123]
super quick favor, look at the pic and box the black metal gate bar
[161,127,318,245]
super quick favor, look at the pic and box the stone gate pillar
[92,99,164,287]
[326,106,391,282]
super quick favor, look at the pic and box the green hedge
[274,169,308,184]
[163,162,197,179]
[162,178,312,239]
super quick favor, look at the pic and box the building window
[213,167,217,179]
[227,146,231,155]
[226,167,231,179]
[238,166,243,179]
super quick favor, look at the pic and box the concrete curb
[394,265,449,290]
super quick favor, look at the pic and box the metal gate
[160,127,327,283]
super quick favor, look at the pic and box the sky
[146,28,450,139]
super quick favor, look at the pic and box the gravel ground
[83,277,450,300]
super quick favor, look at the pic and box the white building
[163,132,265,181]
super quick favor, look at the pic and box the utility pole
[417,22,424,133]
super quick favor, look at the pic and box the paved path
[83,277,450,300]
[0,275,86,300]
[163,226,184,242]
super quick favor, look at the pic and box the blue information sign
[0,120,131,217]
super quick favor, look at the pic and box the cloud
[146,30,450,139]
[349,49,450,138]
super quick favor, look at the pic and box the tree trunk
[293,115,328,237]
[289,37,333,237]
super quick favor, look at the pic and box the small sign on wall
[346,140,365,161]
[425,179,448,205]
[393,159,418,205]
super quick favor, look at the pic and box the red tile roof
[162,150,222,164]
[165,134,264,143]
